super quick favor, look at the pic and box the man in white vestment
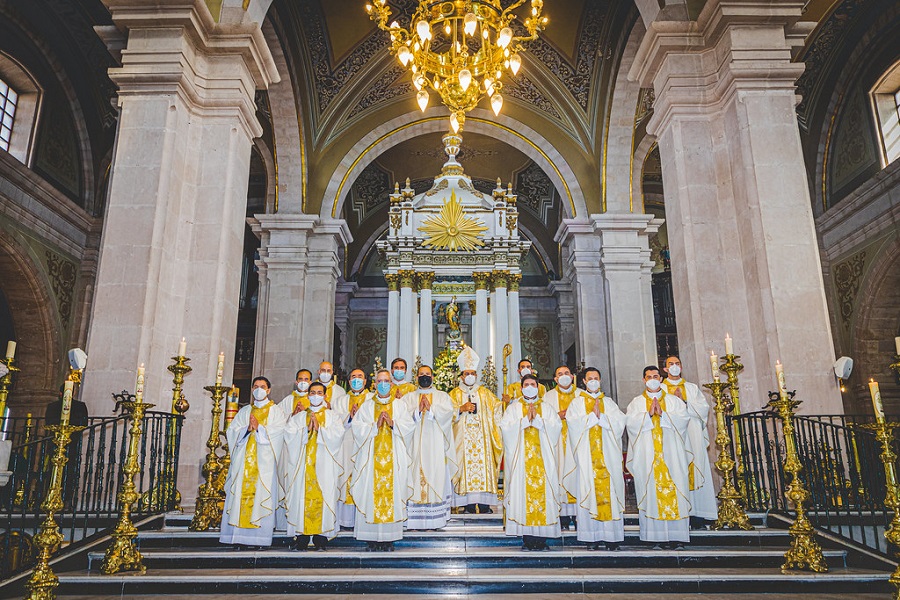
[401,364,457,530]
[449,347,503,514]
[282,382,344,550]
[280,369,312,417]
[662,355,717,526]
[390,358,417,397]
[335,368,372,528]
[564,367,627,550]
[499,374,563,551]
[543,365,579,529]
[502,359,546,406]
[351,369,416,551]
[626,366,692,549]
[220,376,287,548]
[316,361,348,411]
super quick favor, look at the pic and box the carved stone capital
[468,300,477,315]
[416,271,435,290]
[508,272,522,292]
[491,269,509,289]
[398,269,417,290]
[473,271,492,290]
[384,273,400,292]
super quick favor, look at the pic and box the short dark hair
[642,365,661,378]
[521,373,539,385]
[554,365,571,376]
[583,367,601,379]
[518,359,532,369]
[417,364,433,375]
[295,369,312,380]
[391,358,407,369]
[308,381,327,394]
[349,368,366,378]
[252,376,272,389]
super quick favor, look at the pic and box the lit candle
[775,360,787,394]
[178,338,187,358]
[724,333,733,356]
[61,380,74,427]
[136,363,145,401]
[709,351,720,379]
[870,379,885,422]
[216,352,225,386]
[895,336,900,356]
[5,341,15,360]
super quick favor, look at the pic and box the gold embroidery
[373,401,395,524]
[345,391,368,507]
[646,394,680,520]
[586,395,612,521]
[239,403,271,528]
[303,410,326,535]
[557,388,577,504]
[522,403,549,527]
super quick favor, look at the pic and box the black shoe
[464,504,478,514]
[366,542,377,552]
[477,504,493,514]
[671,542,685,550]
[538,542,550,551]
[606,542,621,551]
[292,535,310,551]
[312,535,327,551]
[384,541,394,552]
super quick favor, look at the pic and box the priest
[220,376,287,548]
[281,382,344,550]
[626,366,692,549]
[564,367,627,550]
[390,358,417,397]
[502,359,546,405]
[662,355,717,525]
[280,369,312,417]
[543,365,579,528]
[400,364,457,530]
[316,360,348,409]
[449,347,503,514]
[335,368,372,528]
[350,369,416,551]
[500,374,562,551]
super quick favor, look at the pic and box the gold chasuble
[344,391,369,507]
[239,402,272,528]
[449,386,502,497]
[303,410,327,534]
[392,381,417,398]
[645,393,679,520]
[585,394,612,521]
[373,401,395,524]
[521,402,549,526]
[290,391,309,414]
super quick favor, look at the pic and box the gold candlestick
[101,398,154,575]
[155,355,191,511]
[13,412,34,508]
[24,423,84,599]
[213,391,239,506]
[720,353,747,499]
[0,356,20,426]
[859,419,900,598]
[501,344,512,392]
[704,378,753,531]
[890,354,900,382]
[766,389,828,573]
[190,383,229,531]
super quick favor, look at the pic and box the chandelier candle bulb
[459,69,472,92]
[725,333,733,356]
[491,93,503,116]
[870,379,885,422]
[710,351,720,379]
[464,12,477,36]
[510,53,521,75]
[4,341,14,360]
[178,337,186,358]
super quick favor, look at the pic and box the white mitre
[457,346,480,372]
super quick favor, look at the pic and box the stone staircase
[0,512,893,598]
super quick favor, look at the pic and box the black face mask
[418,375,433,388]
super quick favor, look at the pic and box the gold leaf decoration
[418,191,488,252]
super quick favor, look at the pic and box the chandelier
[365,0,548,132]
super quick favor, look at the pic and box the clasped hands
[377,410,394,428]
[648,398,663,417]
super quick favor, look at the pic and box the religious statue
[446,296,461,340]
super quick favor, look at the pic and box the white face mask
[519,367,532,377]
[308,394,325,407]
[557,374,573,388]
[463,374,477,387]
[645,379,662,392]
[252,387,268,402]
[522,386,539,402]
[667,365,682,378]
[296,381,309,392]
[586,379,601,393]
[319,372,332,383]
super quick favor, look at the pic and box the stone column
[417,272,434,366]
[492,270,510,395]
[385,274,400,362]
[508,273,523,372]
[473,272,491,365]
[398,270,416,371]
[82,0,279,499]
[630,0,842,412]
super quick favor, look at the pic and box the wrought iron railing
[732,410,892,555]
[0,410,183,579]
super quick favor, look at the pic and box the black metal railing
[0,410,183,579]
[733,410,893,555]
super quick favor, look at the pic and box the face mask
[463,374,477,387]
[522,386,539,401]
[308,394,325,407]
[586,380,601,393]
[418,375,433,388]
[519,368,532,377]
[319,372,332,383]
[350,378,365,392]
[392,370,406,381]
[296,381,309,392]
[376,381,392,397]
[667,365,682,378]
[252,387,268,401]
[646,379,662,392]
[557,374,573,388]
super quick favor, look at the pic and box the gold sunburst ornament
[419,191,487,251]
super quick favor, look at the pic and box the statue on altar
[446,296,461,341]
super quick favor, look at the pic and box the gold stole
[292,392,309,413]
[373,400,395,524]
[303,409,326,534]
[521,402,549,527]
[645,393,680,520]
[416,393,432,503]
[557,387,577,503]
[585,394,612,521]
[663,380,696,490]
[344,391,368,506]
[324,381,336,407]
[239,402,271,528]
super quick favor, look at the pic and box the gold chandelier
[365,0,548,132]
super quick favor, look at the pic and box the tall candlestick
[177,338,187,358]
[870,379,885,422]
[895,336,900,356]
[725,333,733,356]
[710,351,720,379]
[136,363,145,401]
[5,340,15,360]
[775,360,787,394]
[61,380,74,428]
[225,387,239,427]
[216,352,225,386]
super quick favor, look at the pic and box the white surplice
[544,386,579,516]
[333,390,372,527]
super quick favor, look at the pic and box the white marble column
[508,273,523,372]
[631,0,842,412]
[385,274,400,362]
[492,271,510,395]
[81,0,279,501]
[417,272,434,366]
[473,272,491,367]
[398,270,416,370]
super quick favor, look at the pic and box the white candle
[870,379,885,422]
[61,380,74,427]
[216,352,225,386]
[709,351,720,379]
[5,341,15,360]
[725,333,733,356]
[136,363,145,401]
[775,360,787,394]
[177,338,187,358]
[895,336,900,356]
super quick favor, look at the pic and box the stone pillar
[82,0,279,500]
[398,270,416,371]
[385,274,400,362]
[473,272,491,365]
[251,216,351,399]
[492,270,509,395]
[508,273,523,372]
[630,0,842,412]
[417,272,434,366]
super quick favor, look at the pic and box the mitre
[457,346,480,372]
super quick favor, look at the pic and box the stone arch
[632,134,658,212]
[320,108,589,220]
[251,138,277,214]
